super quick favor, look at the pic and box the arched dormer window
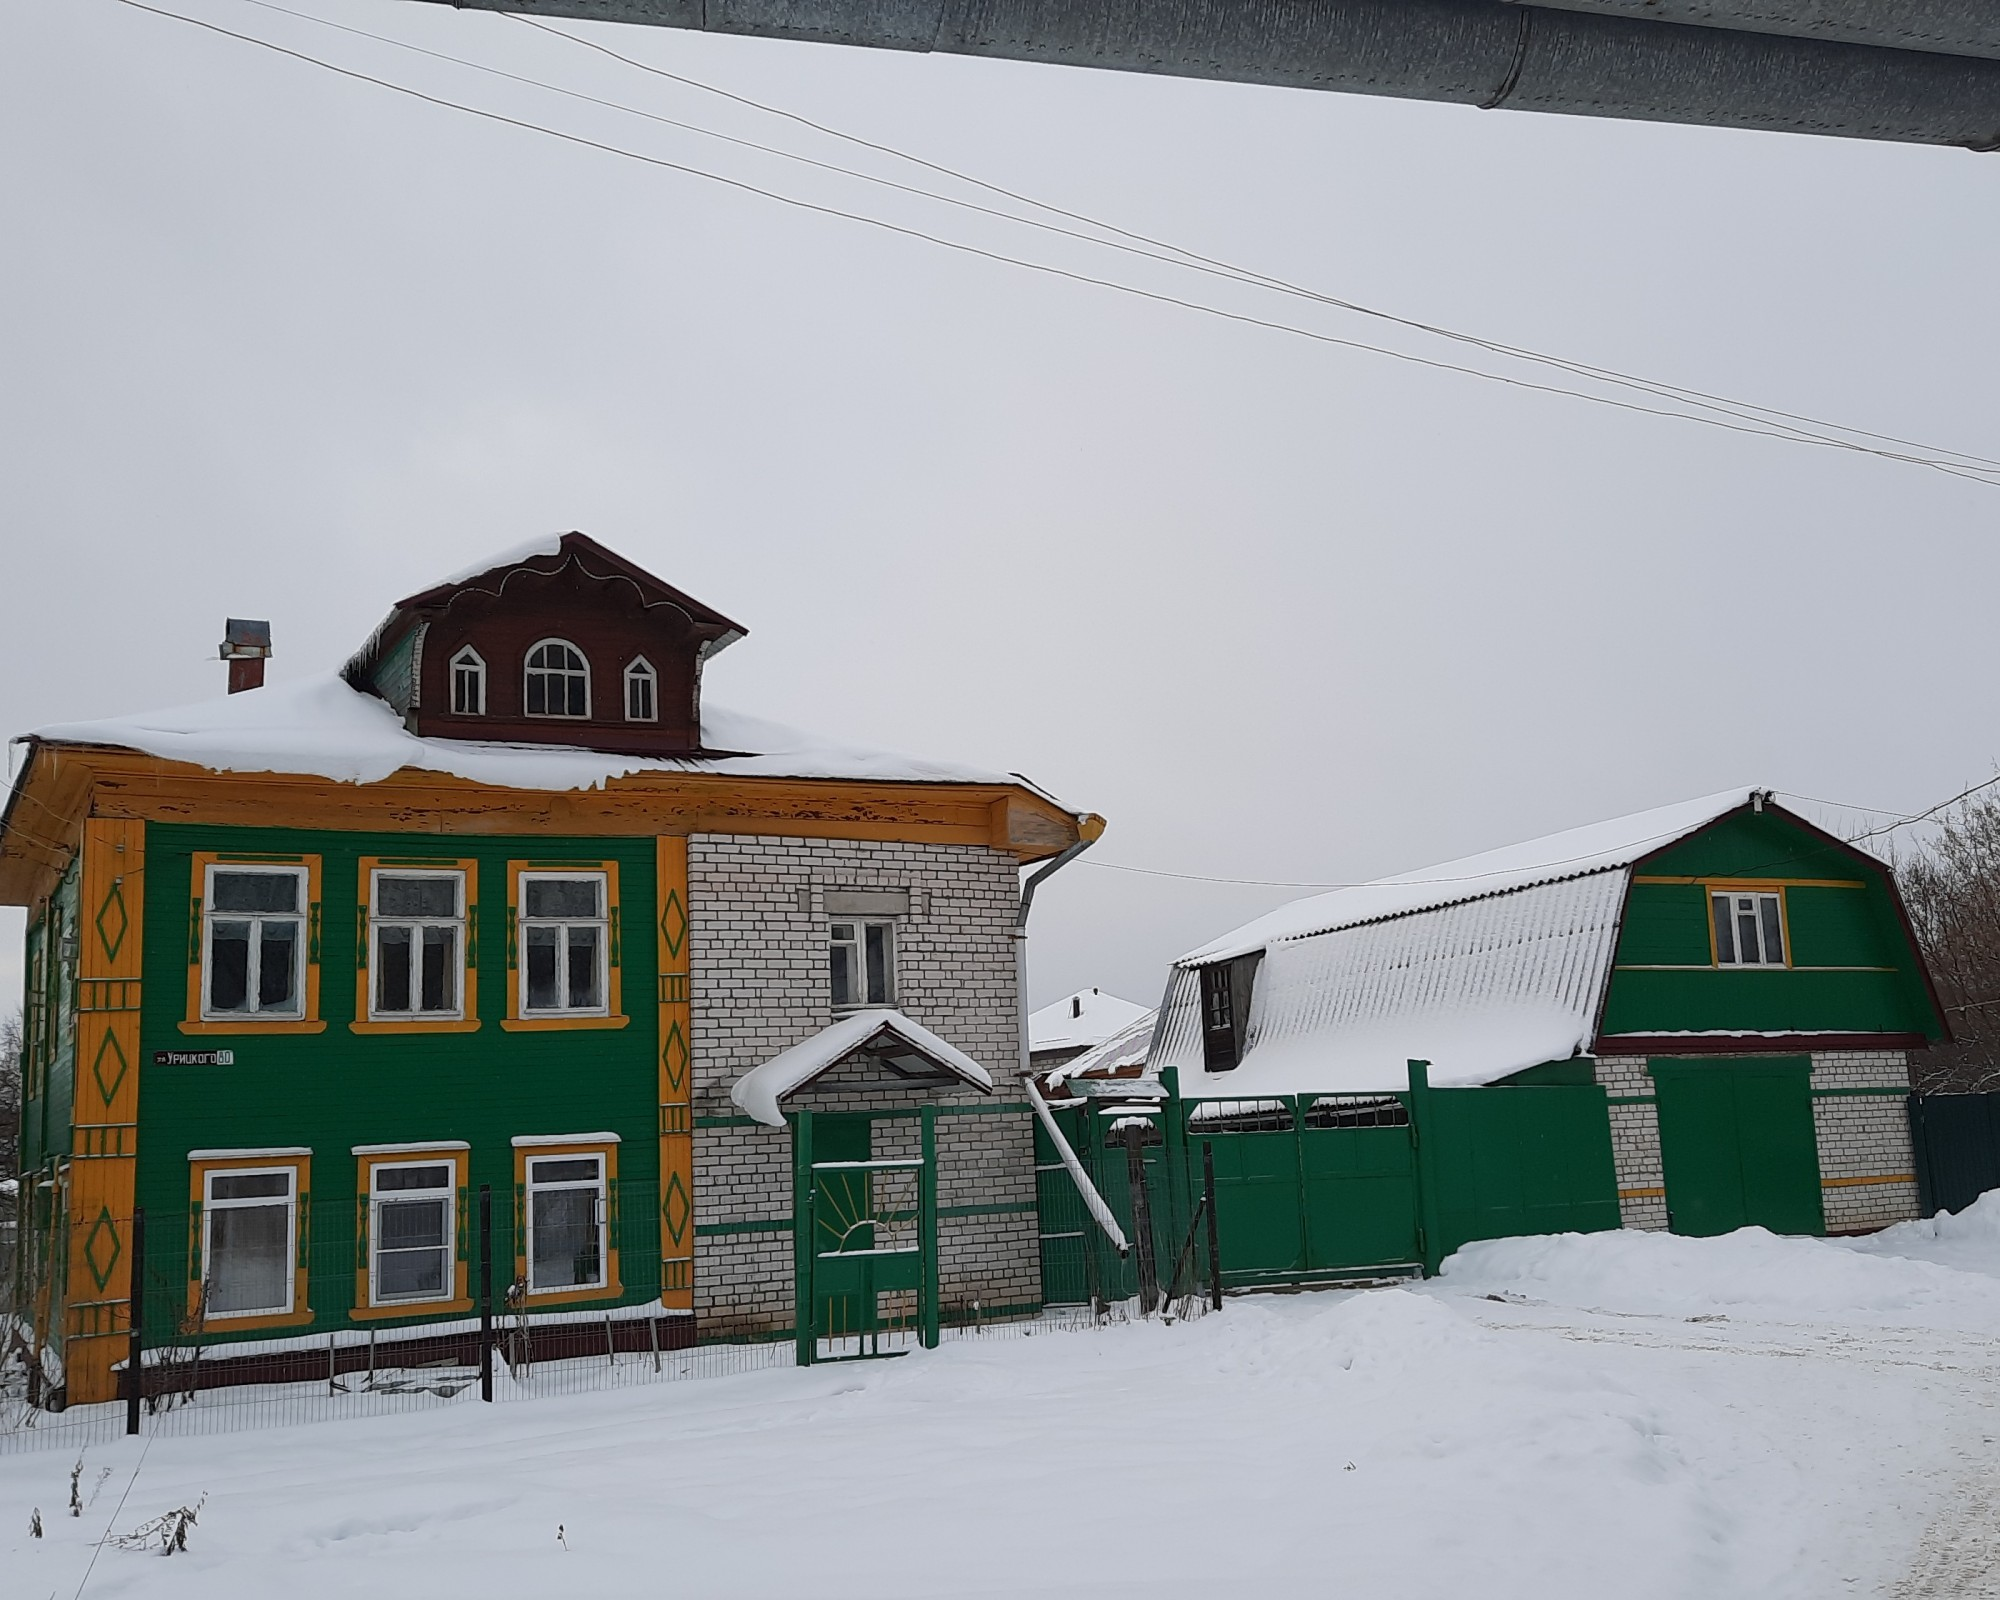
[524,639,590,719]
[623,657,658,722]
[449,646,486,715]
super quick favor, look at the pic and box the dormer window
[449,646,486,715]
[624,658,658,722]
[524,640,589,719]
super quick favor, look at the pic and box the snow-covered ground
[11,1204,2000,1599]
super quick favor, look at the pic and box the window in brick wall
[830,919,894,1007]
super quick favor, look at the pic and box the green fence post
[792,1109,815,1369]
[919,1104,939,1349]
[1158,1066,1190,1257]
[1406,1060,1443,1277]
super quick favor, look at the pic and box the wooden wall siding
[413,561,703,754]
[65,818,145,1403]
[1600,811,1943,1042]
[656,836,694,1311]
[132,823,663,1348]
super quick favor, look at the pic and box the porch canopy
[731,1009,994,1126]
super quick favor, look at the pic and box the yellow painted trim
[65,818,147,1405]
[657,835,693,1312]
[1617,1186,1666,1199]
[351,857,480,1034]
[513,1139,622,1306]
[1820,1174,1916,1189]
[187,1152,313,1332]
[353,1147,472,1316]
[505,859,625,1028]
[184,851,323,1032]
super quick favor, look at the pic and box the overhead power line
[1078,778,2000,891]
[113,0,2000,487]
[508,10,2000,479]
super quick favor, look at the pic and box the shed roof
[1028,988,1153,1055]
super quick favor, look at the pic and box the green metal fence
[1035,1062,1623,1302]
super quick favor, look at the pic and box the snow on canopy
[23,671,1022,792]
[731,1009,993,1126]
[1028,988,1152,1055]
[1159,788,1765,1098]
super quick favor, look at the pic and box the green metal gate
[1187,1096,1422,1288]
[792,1108,939,1364]
[1652,1057,1823,1237]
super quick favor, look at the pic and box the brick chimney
[221,618,272,693]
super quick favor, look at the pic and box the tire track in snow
[1891,1447,2000,1599]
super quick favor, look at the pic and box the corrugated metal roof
[1180,788,1760,965]
[1163,871,1630,1096]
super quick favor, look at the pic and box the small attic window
[624,658,658,722]
[450,646,486,716]
[525,640,590,719]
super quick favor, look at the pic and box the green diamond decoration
[661,1171,691,1248]
[659,889,687,961]
[91,1027,131,1107]
[662,1021,689,1094]
[83,1208,123,1293]
[95,879,130,965]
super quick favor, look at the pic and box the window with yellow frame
[183,852,326,1034]
[512,1135,622,1304]
[187,1149,313,1330]
[352,858,480,1034]
[503,860,627,1031]
[351,1143,472,1318]
[1707,883,1791,968]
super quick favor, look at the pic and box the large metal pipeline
[416,0,2000,149]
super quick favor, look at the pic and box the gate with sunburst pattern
[793,1108,940,1364]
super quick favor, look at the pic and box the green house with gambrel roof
[1135,789,1947,1286]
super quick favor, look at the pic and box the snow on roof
[1045,1008,1157,1088]
[416,534,566,597]
[23,671,1023,792]
[731,1009,994,1126]
[1180,787,1761,965]
[1161,871,1629,1097]
[1029,988,1153,1054]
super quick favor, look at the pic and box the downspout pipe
[1013,815,1128,1254]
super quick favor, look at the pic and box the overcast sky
[4,1,1998,1021]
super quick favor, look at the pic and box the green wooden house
[1099,791,1948,1294]
[2,534,1099,1404]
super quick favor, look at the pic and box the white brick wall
[687,834,1037,1336]
[1593,1050,1917,1235]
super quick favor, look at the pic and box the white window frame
[524,1151,608,1294]
[523,637,591,720]
[449,645,486,715]
[201,863,310,1021]
[367,1158,457,1308]
[829,917,896,1009]
[368,868,467,1021]
[518,871,611,1018]
[623,656,658,723]
[201,1164,299,1319]
[1712,889,1788,968]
